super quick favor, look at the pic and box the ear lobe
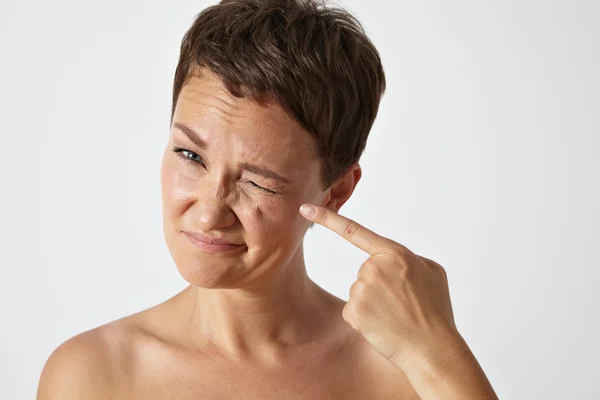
[323,164,362,213]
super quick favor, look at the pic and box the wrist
[399,331,498,400]
[399,328,469,379]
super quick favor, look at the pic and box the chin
[163,229,246,287]
[173,254,244,289]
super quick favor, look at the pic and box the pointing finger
[299,204,392,255]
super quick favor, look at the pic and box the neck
[184,246,338,362]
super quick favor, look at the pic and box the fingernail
[300,204,316,219]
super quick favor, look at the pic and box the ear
[323,163,362,213]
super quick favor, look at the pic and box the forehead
[172,70,319,172]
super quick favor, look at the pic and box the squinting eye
[172,146,204,165]
[247,180,276,194]
[171,145,275,194]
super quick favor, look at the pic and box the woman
[37,0,497,398]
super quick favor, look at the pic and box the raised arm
[299,204,498,399]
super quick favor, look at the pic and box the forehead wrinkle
[197,101,246,129]
[180,75,299,133]
[176,77,319,180]
[181,89,250,125]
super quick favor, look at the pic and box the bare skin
[37,68,421,399]
[37,285,420,399]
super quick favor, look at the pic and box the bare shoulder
[37,327,113,399]
[36,314,146,400]
[36,289,186,400]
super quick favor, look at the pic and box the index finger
[299,204,391,255]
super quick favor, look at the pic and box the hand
[299,204,461,371]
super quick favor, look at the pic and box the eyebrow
[172,122,291,185]
[239,162,291,184]
[173,122,207,149]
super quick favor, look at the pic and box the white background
[1,0,598,398]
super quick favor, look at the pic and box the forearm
[401,332,498,400]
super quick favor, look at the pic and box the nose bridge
[195,170,236,230]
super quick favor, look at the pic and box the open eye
[172,146,204,165]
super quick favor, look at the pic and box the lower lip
[183,232,245,254]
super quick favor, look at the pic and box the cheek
[161,159,197,210]
[235,195,308,247]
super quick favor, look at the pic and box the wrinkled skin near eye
[160,69,330,288]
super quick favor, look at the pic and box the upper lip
[184,231,242,246]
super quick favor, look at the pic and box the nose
[195,180,237,231]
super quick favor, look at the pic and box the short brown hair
[171,0,386,187]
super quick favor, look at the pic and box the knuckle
[438,264,447,275]
[421,255,442,269]
[319,209,329,225]
[398,264,411,280]
[438,265,449,281]
[390,246,408,261]
[391,250,409,270]
[363,259,384,279]
[342,301,357,322]
[420,255,448,278]
[349,279,368,299]
[389,255,411,279]
[343,221,361,239]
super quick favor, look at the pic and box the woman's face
[161,70,327,288]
